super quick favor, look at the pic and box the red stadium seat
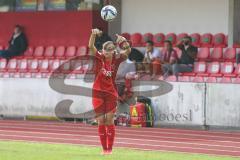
[65,46,76,58]
[165,75,177,82]
[223,48,236,62]
[24,47,34,58]
[232,77,240,84]
[153,33,165,47]
[0,45,3,50]
[194,62,208,76]
[44,46,55,58]
[33,46,44,59]
[178,76,191,82]
[0,59,7,72]
[210,48,223,61]
[18,59,28,73]
[165,33,177,46]
[206,77,217,83]
[213,33,227,48]
[207,62,221,77]
[197,48,210,61]
[28,59,39,73]
[142,33,153,44]
[1,72,10,78]
[200,33,213,47]
[190,33,201,47]
[7,59,18,72]
[219,77,232,83]
[192,76,204,83]
[177,33,188,43]
[55,46,65,58]
[39,59,49,73]
[61,61,71,73]
[49,59,61,72]
[130,33,142,47]
[76,46,88,56]
[221,62,235,77]
[71,59,83,74]
[121,32,131,40]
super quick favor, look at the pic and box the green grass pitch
[0,141,239,160]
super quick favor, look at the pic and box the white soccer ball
[101,5,117,22]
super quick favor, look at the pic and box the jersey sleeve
[117,53,128,64]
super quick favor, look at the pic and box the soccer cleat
[106,150,112,155]
[101,150,109,155]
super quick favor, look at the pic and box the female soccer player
[88,28,131,155]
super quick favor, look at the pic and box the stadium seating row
[180,62,239,77]
[121,32,231,48]
[196,47,240,62]
[160,75,240,84]
[1,44,239,63]
[0,58,94,78]
[0,58,240,83]
[0,45,88,59]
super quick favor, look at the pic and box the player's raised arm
[88,29,99,55]
[116,34,131,59]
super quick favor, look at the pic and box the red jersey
[93,51,126,97]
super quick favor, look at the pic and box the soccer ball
[101,5,117,22]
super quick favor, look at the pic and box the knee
[97,116,105,125]
[105,114,115,125]
[98,120,105,125]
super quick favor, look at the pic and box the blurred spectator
[173,36,197,80]
[161,40,178,79]
[94,28,112,50]
[143,40,161,79]
[128,48,144,72]
[0,25,28,60]
[116,58,138,103]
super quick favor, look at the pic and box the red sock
[106,125,115,151]
[98,125,107,150]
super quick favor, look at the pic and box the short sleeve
[115,53,127,64]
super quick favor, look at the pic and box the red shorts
[92,90,117,115]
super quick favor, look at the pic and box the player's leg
[96,113,108,153]
[105,99,117,154]
[93,91,108,153]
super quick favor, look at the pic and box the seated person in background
[143,40,161,79]
[0,25,28,60]
[161,40,178,79]
[173,36,198,80]
[116,58,138,103]
[128,47,144,72]
[94,27,112,50]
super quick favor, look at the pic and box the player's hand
[116,34,127,44]
[92,28,101,35]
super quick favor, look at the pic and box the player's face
[103,43,115,58]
